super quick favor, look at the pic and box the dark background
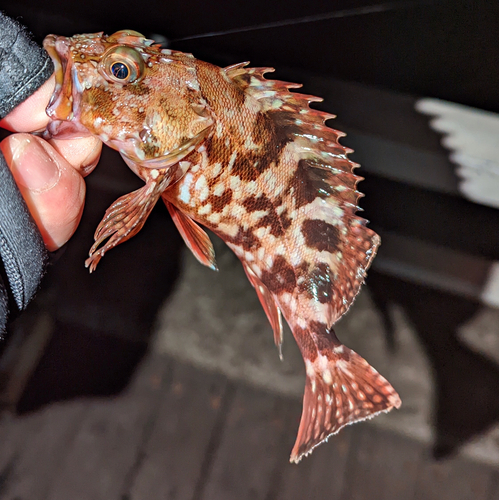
[4,0,498,112]
[2,0,499,484]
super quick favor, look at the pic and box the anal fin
[164,199,217,271]
[290,342,401,463]
[243,263,283,359]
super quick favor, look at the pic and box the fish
[43,29,401,462]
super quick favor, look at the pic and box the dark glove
[0,13,53,334]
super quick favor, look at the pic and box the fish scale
[43,29,401,463]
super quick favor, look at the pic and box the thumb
[0,133,86,251]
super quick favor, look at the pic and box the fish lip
[43,35,77,122]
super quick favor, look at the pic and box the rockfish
[43,30,401,462]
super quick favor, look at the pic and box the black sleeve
[0,12,53,334]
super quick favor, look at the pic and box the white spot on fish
[264,253,274,268]
[218,223,239,238]
[244,251,255,262]
[255,226,269,239]
[150,169,159,179]
[228,151,238,170]
[273,242,286,255]
[216,121,223,138]
[244,135,259,151]
[296,316,307,328]
[249,210,269,223]
[198,203,212,215]
[244,180,258,196]
[229,175,241,191]
[244,96,261,114]
[179,173,194,204]
[322,369,333,385]
[207,212,221,224]
[212,182,225,197]
[195,176,209,202]
[231,204,245,218]
[212,162,222,177]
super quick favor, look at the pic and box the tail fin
[290,344,401,463]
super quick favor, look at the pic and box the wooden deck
[0,354,498,500]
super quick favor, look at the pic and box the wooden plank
[275,399,352,500]
[413,455,496,500]
[46,355,171,500]
[199,385,290,500]
[128,359,229,500]
[485,473,499,500]
[0,402,89,500]
[341,425,422,500]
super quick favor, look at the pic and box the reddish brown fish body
[43,30,401,462]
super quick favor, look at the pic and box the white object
[416,98,499,209]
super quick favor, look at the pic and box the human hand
[0,75,102,251]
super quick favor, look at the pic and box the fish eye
[111,62,130,80]
[100,46,145,84]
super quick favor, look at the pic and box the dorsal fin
[226,64,380,322]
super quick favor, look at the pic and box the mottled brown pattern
[141,141,161,158]
[196,59,246,108]
[228,227,260,251]
[242,194,290,237]
[279,208,293,231]
[308,263,336,304]
[289,160,319,209]
[291,325,317,361]
[231,153,265,182]
[302,219,341,253]
[207,189,232,213]
[230,112,290,182]
[44,30,397,465]
[260,255,296,294]
[205,135,228,164]
[270,110,303,141]
[252,112,274,145]
[241,194,272,212]
[81,88,113,122]
[127,84,150,96]
[308,321,339,352]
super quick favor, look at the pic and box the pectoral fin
[86,178,166,272]
[164,199,217,271]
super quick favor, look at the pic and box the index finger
[0,75,55,133]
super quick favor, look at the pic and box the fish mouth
[43,35,79,122]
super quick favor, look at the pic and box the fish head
[43,30,214,167]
